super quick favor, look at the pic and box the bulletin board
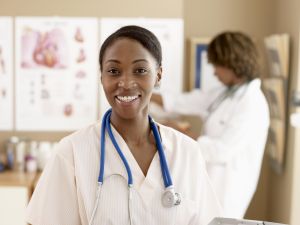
[15,17,99,131]
[263,34,290,173]
[263,77,287,172]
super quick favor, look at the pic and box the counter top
[0,171,39,188]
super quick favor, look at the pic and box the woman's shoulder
[53,121,100,157]
[64,121,101,143]
[237,79,269,112]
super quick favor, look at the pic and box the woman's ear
[155,67,162,87]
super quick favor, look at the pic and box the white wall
[269,0,300,224]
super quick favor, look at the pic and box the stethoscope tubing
[98,110,110,184]
[105,110,133,186]
[149,117,173,187]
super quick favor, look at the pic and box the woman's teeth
[116,96,138,102]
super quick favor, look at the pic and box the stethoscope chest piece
[162,188,181,208]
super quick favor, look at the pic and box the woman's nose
[117,79,137,89]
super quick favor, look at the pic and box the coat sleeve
[26,138,81,225]
[162,90,212,117]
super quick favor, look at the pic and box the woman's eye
[134,68,147,74]
[107,68,120,75]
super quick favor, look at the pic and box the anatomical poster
[0,17,13,130]
[99,18,184,116]
[15,17,99,131]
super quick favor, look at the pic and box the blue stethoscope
[89,109,181,225]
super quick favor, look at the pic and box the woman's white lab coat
[161,79,270,218]
[26,122,222,225]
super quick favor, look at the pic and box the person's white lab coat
[161,79,270,218]
[26,121,222,225]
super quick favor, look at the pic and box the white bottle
[16,141,26,172]
[37,142,52,171]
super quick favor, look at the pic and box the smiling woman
[26,25,222,225]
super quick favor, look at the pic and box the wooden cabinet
[0,171,38,225]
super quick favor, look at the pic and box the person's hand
[163,120,189,132]
[163,120,198,140]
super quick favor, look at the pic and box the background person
[151,31,270,218]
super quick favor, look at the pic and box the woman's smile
[115,95,141,106]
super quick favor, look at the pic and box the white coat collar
[98,120,170,190]
[233,78,261,99]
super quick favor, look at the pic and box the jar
[6,136,19,170]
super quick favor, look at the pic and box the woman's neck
[110,113,152,146]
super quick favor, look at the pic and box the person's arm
[151,91,207,139]
[163,119,199,140]
[151,90,213,117]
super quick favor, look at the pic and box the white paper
[200,51,221,92]
[15,17,99,131]
[98,18,184,116]
[0,17,13,130]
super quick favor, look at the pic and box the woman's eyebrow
[104,59,149,65]
[132,59,148,64]
[104,59,120,64]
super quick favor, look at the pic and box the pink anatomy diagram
[21,28,68,69]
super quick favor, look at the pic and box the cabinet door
[0,186,28,225]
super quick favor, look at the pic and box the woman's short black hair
[99,25,162,71]
[207,31,259,81]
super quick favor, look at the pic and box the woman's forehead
[103,39,155,63]
[106,38,144,51]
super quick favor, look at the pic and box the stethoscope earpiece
[162,187,181,208]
